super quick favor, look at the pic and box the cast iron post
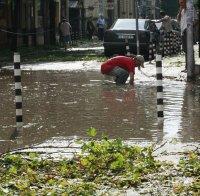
[186,0,195,81]
[135,0,139,55]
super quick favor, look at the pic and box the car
[103,18,151,58]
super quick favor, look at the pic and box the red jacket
[101,56,136,74]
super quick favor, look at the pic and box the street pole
[199,3,200,58]
[152,0,156,19]
[186,0,195,81]
[135,0,140,55]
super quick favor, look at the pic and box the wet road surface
[0,61,200,153]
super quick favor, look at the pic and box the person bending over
[101,55,145,85]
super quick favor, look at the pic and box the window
[35,0,44,28]
[0,0,5,18]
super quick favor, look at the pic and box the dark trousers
[98,28,104,41]
[109,66,129,85]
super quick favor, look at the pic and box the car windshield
[111,19,147,30]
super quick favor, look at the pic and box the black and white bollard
[14,53,23,132]
[153,43,156,56]
[149,42,153,62]
[125,38,131,56]
[156,54,164,122]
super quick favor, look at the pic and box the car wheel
[143,49,149,61]
[104,47,112,57]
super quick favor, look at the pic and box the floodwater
[0,61,200,153]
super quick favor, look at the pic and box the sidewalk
[136,44,200,82]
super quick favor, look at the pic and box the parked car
[103,18,151,58]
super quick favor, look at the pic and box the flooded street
[0,61,200,153]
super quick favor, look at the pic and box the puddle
[0,62,200,153]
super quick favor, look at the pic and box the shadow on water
[0,68,200,153]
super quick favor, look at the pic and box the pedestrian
[155,11,173,56]
[177,0,198,71]
[59,18,72,51]
[155,11,173,33]
[101,55,145,85]
[86,18,96,40]
[147,21,160,50]
[96,14,106,41]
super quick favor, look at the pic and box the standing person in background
[177,0,198,71]
[86,17,96,40]
[147,21,160,51]
[96,14,106,41]
[177,0,187,58]
[155,11,173,33]
[59,18,72,51]
[155,11,173,56]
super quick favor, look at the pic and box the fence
[0,27,86,48]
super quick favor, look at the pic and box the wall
[161,0,179,18]
[118,0,135,18]
[0,0,67,48]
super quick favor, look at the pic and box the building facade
[138,0,161,19]
[160,0,179,18]
[0,0,69,49]
[1,0,173,49]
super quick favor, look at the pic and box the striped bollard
[14,53,23,132]
[153,43,156,56]
[125,38,131,56]
[149,42,153,62]
[156,54,164,122]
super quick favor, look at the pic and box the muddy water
[0,66,200,152]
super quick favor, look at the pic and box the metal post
[198,4,200,58]
[186,0,195,81]
[152,0,156,19]
[149,41,153,62]
[14,53,23,133]
[156,54,164,122]
[135,0,140,55]
[125,38,131,56]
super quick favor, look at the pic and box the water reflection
[180,83,200,142]
[0,67,200,153]
[163,81,186,139]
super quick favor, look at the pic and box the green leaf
[8,166,17,175]
[29,152,38,159]
[87,127,97,137]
